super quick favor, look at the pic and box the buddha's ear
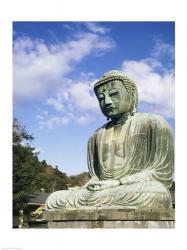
[129,92,136,116]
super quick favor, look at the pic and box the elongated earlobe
[129,93,136,116]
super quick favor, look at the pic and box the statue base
[43,208,175,228]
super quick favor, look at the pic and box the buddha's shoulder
[88,113,171,141]
[88,123,109,141]
[133,112,166,122]
[131,112,171,129]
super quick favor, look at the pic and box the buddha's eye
[109,90,119,97]
[97,94,104,100]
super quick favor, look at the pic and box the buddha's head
[94,70,138,120]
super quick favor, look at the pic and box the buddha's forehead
[95,80,124,94]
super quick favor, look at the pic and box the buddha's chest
[97,126,126,162]
[101,140,125,163]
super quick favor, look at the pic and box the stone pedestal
[43,208,175,228]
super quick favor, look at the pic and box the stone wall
[43,208,175,228]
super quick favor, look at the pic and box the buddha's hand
[86,179,120,191]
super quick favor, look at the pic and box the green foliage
[13,118,92,215]
[68,172,91,187]
[13,119,68,215]
[33,163,68,193]
[13,119,39,213]
[13,118,34,145]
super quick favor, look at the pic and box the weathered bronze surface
[45,70,174,211]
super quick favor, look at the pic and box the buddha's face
[95,80,133,119]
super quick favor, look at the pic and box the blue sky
[13,22,175,175]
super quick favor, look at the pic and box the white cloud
[46,117,70,128]
[62,24,75,31]
[36,38,175,129]
[16,31,174,128]
[85,22,110,34]
[121,57,174,118]
[77,114,95,124]
[44,75,99,113]
[120,39,174,120]
[36,111,70,129]
[151,39,175,61]
[36,76,102,128]
[68,81,99,112]
[13,32,115,103]
[46,95,64,111]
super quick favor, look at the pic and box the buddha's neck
[110,112,131,126]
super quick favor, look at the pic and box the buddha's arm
[86,170,155,191]
[86,179,120,191]
[83,176,99,187]
[85,171,154,191]
[120,113,174,187]
[119,170,155,185]
[85,171,154,190]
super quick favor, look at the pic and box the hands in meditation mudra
[46,70,174,210]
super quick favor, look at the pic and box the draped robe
[45,113,174,210]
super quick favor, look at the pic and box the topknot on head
[94,70,136,91]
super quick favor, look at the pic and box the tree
[13,118,33,145]
[68,172,91,187]
[13,118,93,216]
[13,119,40,214]
[13,119,69,215]
[33,164,68,193]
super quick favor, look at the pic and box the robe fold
[46,113,174,210]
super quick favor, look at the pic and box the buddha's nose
[104,95,112,106]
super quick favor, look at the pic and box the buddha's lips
[105,107,115,111]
